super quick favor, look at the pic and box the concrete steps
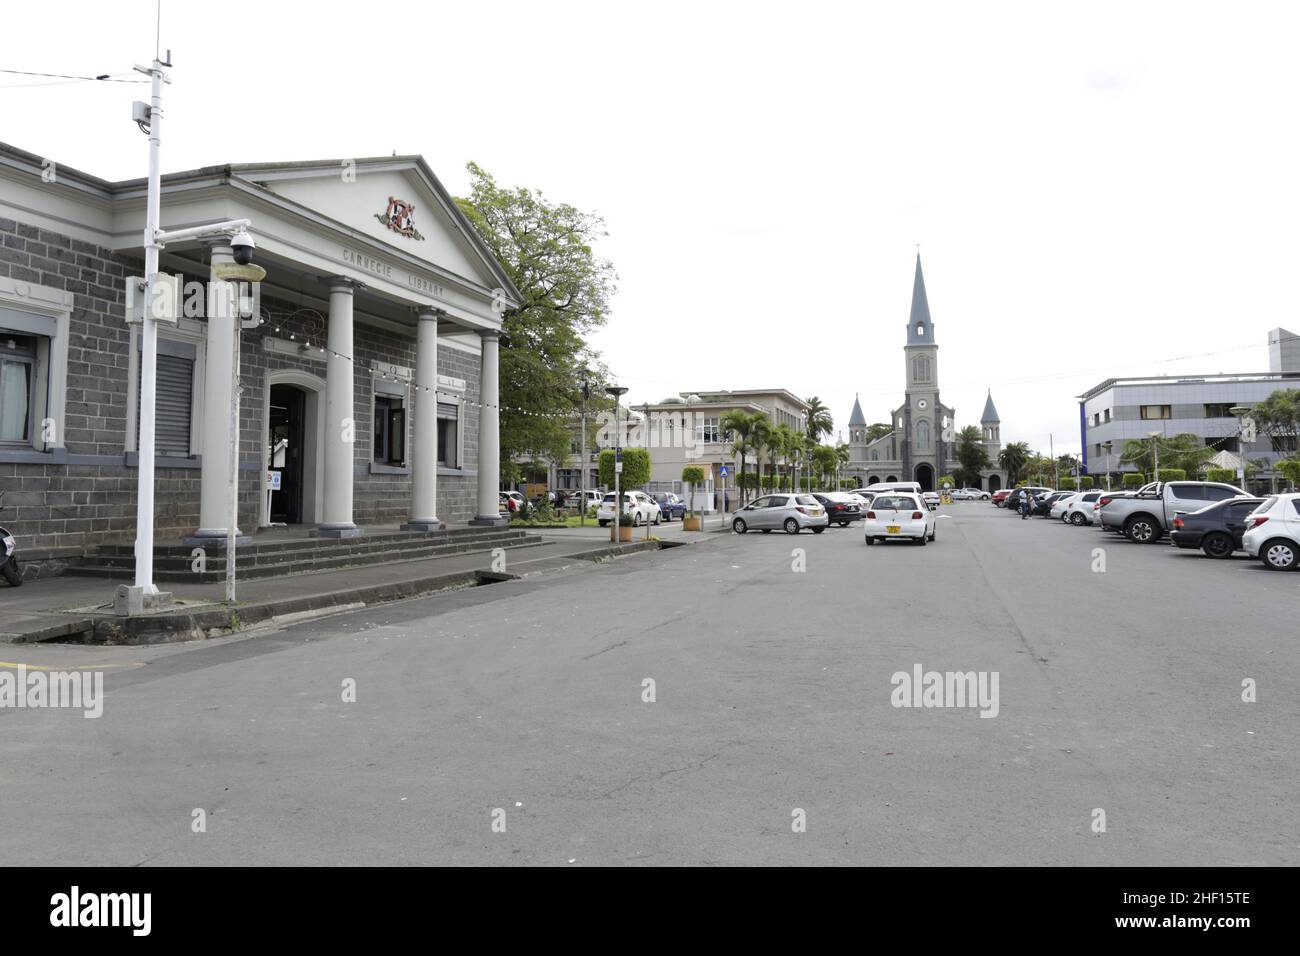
[66,527,545,584]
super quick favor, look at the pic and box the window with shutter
[137,352,194,457]
[437,401,458,468]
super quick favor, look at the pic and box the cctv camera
[230,229,255,266]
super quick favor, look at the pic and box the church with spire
[844,255,1008,491]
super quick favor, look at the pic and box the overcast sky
[5,1,1297,454]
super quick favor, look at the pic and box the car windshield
[602,494,615,503]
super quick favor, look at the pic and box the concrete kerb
[9,537,698,645]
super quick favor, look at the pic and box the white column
[321,277,360,537]
[471,329,507,526]
[188,241,247,545]
[403,307,444,531]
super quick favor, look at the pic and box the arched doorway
[261,370,325,527]
[867,476,879,485]
[886,475,898,484]
[988,474,1002,493]
[914,463,934,491]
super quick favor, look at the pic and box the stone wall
[0,215,485,557]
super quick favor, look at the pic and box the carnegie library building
[0,141,519,571]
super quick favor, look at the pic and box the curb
[7,538,678,645]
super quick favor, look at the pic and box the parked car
[653,491,686,522]
[1098,481,1247,543]
[991,489,1012,508]
[863,492,937,545]
[570,490,603,513]
[500,490,527,515]
[1170,497,1266,558]
[1003,487,1052,514]
[1242,493,1300,570]
[951,488,990,500]
[731,493,828,534]
[1030,490,1073,517]
[846,491,875,510]
[921,491,941,510]
[1055,490,1104,525]
[596,490,660,527]
[811,492,862,526]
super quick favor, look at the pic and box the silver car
[731,493,829,534]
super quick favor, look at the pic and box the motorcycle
[0,490,21,586]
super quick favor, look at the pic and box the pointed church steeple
[980,389,1001,424]
[848,393,866,427]
[906,254,934,345]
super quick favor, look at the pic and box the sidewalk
[1,533,681,645]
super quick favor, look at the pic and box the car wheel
[598,520,608,527]
[1201,533,1234,559]
[1069,512,1086,526]
[812,527,825,534]
[1261,538,1298,570]
[928,527,936,542]
[654,512,661,525]
[865,535,875,546]
[1124,515,1160,543]
[732,517,747,534]
[916,534,927,546]
[2,559,22,587]
[784,518,800,534]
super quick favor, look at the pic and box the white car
[1242,493,1300,570]
[570,490,603,512]
[922,491,941,509]
[596,490,660,527]
[950,487,990,500]
[863,492,937,545]
[1054,490,1103,524]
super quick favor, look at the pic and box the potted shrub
[682,466,705,530]
[617,512,635,542]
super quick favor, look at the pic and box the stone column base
[469,514,509,528]
[401,519,446,532]
[318,523,361,539]
[182,530,254,549]
[113,584,176,617]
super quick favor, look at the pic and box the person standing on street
[1020,490,1032,519]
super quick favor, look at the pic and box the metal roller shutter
[138,353,193,457]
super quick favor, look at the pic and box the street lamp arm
[154,218,252,245]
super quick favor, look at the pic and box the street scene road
[3,502,1294,866]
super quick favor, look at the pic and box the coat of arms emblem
[375,196,425,240]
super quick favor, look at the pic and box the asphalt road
[2,503,1296,865]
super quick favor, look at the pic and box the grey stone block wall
[1,216,487,553]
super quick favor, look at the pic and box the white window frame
[0,277,71,454]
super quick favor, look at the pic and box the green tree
[1277,459,1300,489]
[598,447,649,489]
[771,423,796,491]
[804,396,833,444]
[682,465,706,519]
[1251,389,1300,453]
[456,162,617,473]
[835,442,851,489]
[749,414,773,496]
[954,425,989,488]
[722,409,757,505]
[865,422,893,443]
[812,444,838,490]
[998,442,1030,485]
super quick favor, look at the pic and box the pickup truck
[1097,481,1247,543]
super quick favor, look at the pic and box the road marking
[0,661,144,671]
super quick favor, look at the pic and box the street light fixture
[605,385,628,543]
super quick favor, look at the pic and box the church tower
[900,254,946,486]
[980,389,1002,457]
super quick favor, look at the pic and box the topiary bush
[682,465,706,518]
[599,447,650,489]
[1206,467,1237,484]
[1080,476,1094,490]
[1277,459,1300,489]
[1058,477,1077,491]
[1123,473,1146,489]
[1156,468,1187,482]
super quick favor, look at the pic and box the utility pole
[606,385,628,543]
[579,377,589,527]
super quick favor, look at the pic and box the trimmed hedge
[1058,477,1077,491]
[1205,467,1237,484]
[1123,473,1146,488]
[1156,468,1187,482]
[599,447,651,488]
[1080,476,1094,490]
[1278,459,1300,488]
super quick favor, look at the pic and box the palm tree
[749,413,773,495]
[804,396,833,444]
[773,423,798,491]
[722,409,755,505]
[835,442,850,490]
[998,441,1030,485]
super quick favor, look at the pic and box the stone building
[0,141,518,564]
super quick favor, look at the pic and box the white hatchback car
[596,490,660,527]
[1242,493,1300,570]
[863,492,937,545]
